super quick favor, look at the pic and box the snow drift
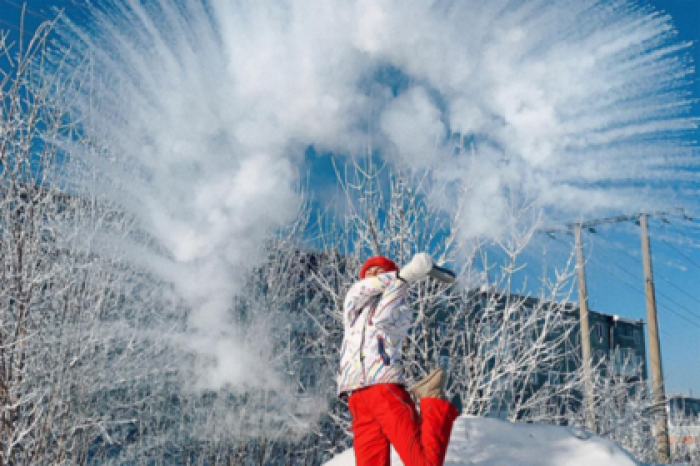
[324,416,646,466]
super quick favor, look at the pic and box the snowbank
[324,415,643,466]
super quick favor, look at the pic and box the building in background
[425,289,648,419]
[668,395,700,449]
[590,311,647,383]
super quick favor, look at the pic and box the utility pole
[574,224,596,432]
[541,210,680,440]
[639,213,671,462]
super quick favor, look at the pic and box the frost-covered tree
[301,155,593,460]
[0,16,330,463]
[2,5,692,465]
[0,16,104,464]
[0,16,185,465]
[302,157,689,466]
[668,399,700,465]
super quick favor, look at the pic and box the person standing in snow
[338,253,459,466]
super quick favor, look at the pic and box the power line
[0,0,62,39]
[590,231,640,264]
[593,232,700,308]
[657,274,700,308]
[589,237,700,324]
[540,209,686,235]
[542,213,700,322]
[541,213,640,234]
[658,221,700,271]
[590,254,700,330]
[0,0,53,21]
[52,0,89,11]
[0,18,33,37]
[547,212,694,452]
[593,238,643,282]
[665,215,700,239]
[549,234,700,330]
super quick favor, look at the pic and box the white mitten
[398,253,433,284]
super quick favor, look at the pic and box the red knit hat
[360,256,398,279]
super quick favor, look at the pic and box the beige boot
[409,368,447,400]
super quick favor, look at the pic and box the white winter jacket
[337,272,413,395]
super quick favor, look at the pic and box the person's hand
[398,253,433,284]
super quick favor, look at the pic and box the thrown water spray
[59,0,696,400]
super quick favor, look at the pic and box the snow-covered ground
[324,416,658,466]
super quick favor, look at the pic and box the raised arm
[369,253,434,328]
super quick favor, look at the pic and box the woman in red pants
[337,253,459,466]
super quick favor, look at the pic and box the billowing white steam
[62,0,697,390]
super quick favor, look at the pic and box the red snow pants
[348,383,459,466]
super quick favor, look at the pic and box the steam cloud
[61,0,697,392]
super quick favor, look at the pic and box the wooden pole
[639,214,670,462]
[574,224,596,432]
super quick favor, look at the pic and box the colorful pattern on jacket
[337,272,412,395]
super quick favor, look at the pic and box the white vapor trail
[60,0,697,392]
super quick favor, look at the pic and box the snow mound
[324,416,643,466]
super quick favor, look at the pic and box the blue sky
[1,0,698,397]
[599,0,700,397]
